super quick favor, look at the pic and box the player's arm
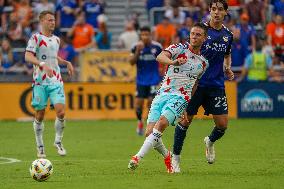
[57,56,74,76]
[224,54,234,81]
[156,51,186,66]
[25,51,53,77]
[129,41,144,65]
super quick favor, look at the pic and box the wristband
[39,62,45,67]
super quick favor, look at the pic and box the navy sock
[135,107,142,121]
[208,126,226,142]
[173,123,188,155]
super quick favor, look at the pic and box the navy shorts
[186,86,228,115]
[136,85,158,98]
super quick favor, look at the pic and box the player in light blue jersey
[129,26,163,136]
[25,11,74,158]
[171,0,235,173]
[128,23,208,173]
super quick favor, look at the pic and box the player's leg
[135,85,146,135]
[204,88,228,164]
[129,94,166,170]
[31,85,48,158]
[49,84,67,156]
[172,87,205,172]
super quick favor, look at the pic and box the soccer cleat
[172,154,181,173]
[128,156,139,170]
[204,136,215,164]
[54,142,67,156]
[164,151,173,173]
[37,146,46,158]
[136,120,144,136]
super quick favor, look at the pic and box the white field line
[0,157,21,165]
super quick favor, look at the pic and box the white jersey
[159,42,209,101]
[26,32,62,86]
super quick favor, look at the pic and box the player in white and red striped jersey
[25,10,74,158]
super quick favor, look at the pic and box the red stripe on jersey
[34,35,38,44]
[42,74,46,81]
[164,88,171,92]
[166,77,171,85]
[177,53,187,60]
[39,40,47,47]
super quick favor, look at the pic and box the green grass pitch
[0,119,284,189]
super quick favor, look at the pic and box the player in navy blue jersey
[171,0,234,173]
[129,26,163,136]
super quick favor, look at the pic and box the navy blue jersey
[131,41,162,86]
[199,23,233,88]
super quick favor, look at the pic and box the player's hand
[66,61,74,77]
[172,58,187,66]
[42,64,53,77]
[136,41,144,52]
[225,68,234,81]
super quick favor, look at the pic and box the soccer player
[25,11,74,158]
[129,26,163,135]
[171,0,234,173]
[128,23,209,173]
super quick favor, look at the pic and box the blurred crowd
[0,0,283,82]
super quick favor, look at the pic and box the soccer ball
[29,159,53,181]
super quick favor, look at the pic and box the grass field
[0,119,284,189]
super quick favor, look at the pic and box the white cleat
[37,146,46,158]
[172,154,181,173]
[128,156,139,170]
[54,142,67,156]
[204,136,215,164]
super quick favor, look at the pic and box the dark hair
[39,10,55,20]
[192,23,208,36]
[140,26,151,33]
[209,0,228,11]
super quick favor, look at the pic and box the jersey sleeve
[26,34,38,54]
[164,44,182,59]
[225,34,233,55]
[198,60,209,79]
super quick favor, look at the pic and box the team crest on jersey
[223,36,228,42]
[151,48,157,54]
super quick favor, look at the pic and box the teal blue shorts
[31,84,65,110]
[147,94,188,126]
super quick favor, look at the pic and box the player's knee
[56,109,65,119]
[216,120,228,129]
[35,111,45,122]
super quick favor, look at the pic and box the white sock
[54,117,65,144]
[136,128,162,159]
[33,119,44,147]
[153,138,168,158]
[173,154,181,163]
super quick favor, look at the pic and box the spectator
[95,19,112,50]
[164,3,186,27]
[273,0,284,17]
[56,0,78,28]
[227,0,242,6]
[12,0,33,28]
[266,14,284,64]
[81,0,104,29]
[118,21,139,50]
[176,17,193,44]
[145,0,164,13]
[182,0,203,7]
[237,39,274,82]
[58,36,78,68]
[67,11,96,52]
[33,0,55,19]
[234,13,256,56]
[245,0,265,26]
[154,16,176,48]
[7,12,26,48]
[231,26,246,68]
[0,38,14,72]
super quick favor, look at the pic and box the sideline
[0,157,21,165]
